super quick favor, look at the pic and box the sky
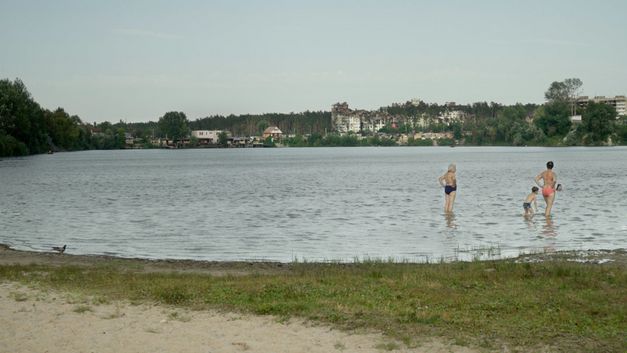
[1,0,626,123]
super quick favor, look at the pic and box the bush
[407,138,433,146]
[0,132,29,157]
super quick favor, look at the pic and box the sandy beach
[1,283,480,353]
[0,246,481,353]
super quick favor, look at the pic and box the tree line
[374,78,625,146]
[2,77,626,157]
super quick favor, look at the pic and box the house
[124,133,134,147]
[262,126,283,140]
[191,130,225,144]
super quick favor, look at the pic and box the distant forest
[190,111,333,137]
[1,77,626,157]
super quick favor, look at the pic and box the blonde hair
[448,163,456,172]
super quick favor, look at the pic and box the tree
[545,78,583,116]
[534,102,571,138]
[45,108,82,150]
[564,78,583,99]
[545,78,582,102]
[544,81,568,102]
[581,102,616,145]
[257,120,269,135]
[0,78,47,154]
[158,111,189,142]
[218,131,228,147]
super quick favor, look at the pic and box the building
[332,102,396,134]
[332,102,361,133]
[262,126,283,140]
[124,133,134,147]
[438,110,467,125]
[569,115,583,124]
[576,95,626,116]
[191,130,224,144]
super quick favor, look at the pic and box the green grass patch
[0,259,625,352]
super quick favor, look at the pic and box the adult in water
[535,161,557,217]
[438,163,457,213]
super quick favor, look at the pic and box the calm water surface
[1,147,626,262]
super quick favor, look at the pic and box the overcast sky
[1,0,626,123]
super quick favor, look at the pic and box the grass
[0,259,625,352]
[73,304,93,313]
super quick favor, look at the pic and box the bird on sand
[52,245,66,254]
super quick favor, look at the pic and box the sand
[0,283,478,353]
[0,245,480,353]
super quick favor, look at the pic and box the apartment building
[576,95,626,116]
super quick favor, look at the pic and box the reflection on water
[523,215,537,232]
[1,147,626,262]
[444,213,457,229]
[542,217,557,237]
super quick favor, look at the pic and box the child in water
[523,186,539,216]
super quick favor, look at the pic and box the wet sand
[0,244,290,276]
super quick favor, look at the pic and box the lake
[1,147,626,262]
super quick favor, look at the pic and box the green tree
[44,108,82,150]
[257,120,269,135]
[534,102,571,138]
[264,135,275,147]
[158,111,189,141]
[581,102,616,145]
[616,120,627,145]
[0,78,47,155]
[545,78,582,103]
[218,131,228,147]
[116,128,126,148]
[545,78,583,116]
[545,81,569,102]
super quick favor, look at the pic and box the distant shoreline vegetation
[1,77,626,157]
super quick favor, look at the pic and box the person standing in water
[438,163,457,213]
[535,161,557,217]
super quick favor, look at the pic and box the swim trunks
[542,186,555,197]
[445,185,457,195]
[523,202,531,210]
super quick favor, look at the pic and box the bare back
[441,171,456,187]
[537,170,556,188]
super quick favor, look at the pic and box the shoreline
[0,243,290,276]
[2,243,625,274]
[1,243,625,352]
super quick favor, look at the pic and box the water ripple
[1,147,627,261]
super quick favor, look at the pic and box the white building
[191,130,223,144]
[576,95,626,116]
[569,115,582,124]
[438,110,467,125]
[362,117,386,132]
[333,113,361,134]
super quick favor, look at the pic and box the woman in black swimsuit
[438,163,457,213]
